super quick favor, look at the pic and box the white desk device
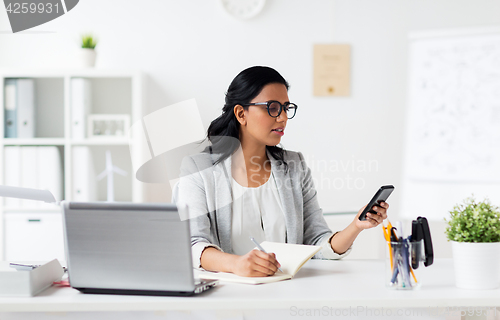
[61,201,217,296]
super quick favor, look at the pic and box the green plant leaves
[81,34,97,49]
[445,196,500,243]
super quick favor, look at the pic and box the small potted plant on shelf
[445,196,500,289]
[78,33,98,67]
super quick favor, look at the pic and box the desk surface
[1,259,499,312]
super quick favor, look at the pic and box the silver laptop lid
[62,201,195,292]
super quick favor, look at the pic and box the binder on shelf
[16,79,35,138]
[21,147,39,208]
[37,147,63,208]
[72,146,97,201]
[4,79,17,138]
[3,146,21,207]
[71,78,91,140]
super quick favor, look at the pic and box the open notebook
[195,241,322,284]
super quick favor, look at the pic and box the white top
[192,170,345,267]
[190,155,350,268]
[230,172,286,255]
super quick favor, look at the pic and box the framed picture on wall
[87,114,130,138]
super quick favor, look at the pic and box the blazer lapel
[213,157,233,253]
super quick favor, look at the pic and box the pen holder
[386,240,423,290]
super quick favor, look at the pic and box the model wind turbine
[96,150,127,202]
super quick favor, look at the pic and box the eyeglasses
[243,101,298,119]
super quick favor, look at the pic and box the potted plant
[78,34,98,67]
[445,196,500,289]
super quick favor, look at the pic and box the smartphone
[358,185,395,221]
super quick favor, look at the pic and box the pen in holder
[386,239,423,290]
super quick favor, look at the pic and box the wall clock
[220,0,266,19]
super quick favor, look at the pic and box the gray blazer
[175,149,347,262]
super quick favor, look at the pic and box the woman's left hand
[354,202,389,230]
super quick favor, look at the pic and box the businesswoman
[176,66,389,277]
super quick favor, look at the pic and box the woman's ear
[234,105,247,126]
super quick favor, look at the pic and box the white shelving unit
[0,69,145,261]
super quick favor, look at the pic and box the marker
[249,237,284,273]
[395,221,403,239]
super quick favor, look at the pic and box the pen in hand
[249,237,284,273]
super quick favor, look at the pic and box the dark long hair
[206,66,289,171]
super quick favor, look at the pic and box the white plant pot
[451,241,500,289]
[77,48,96,68]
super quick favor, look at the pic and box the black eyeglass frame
[242,100,298,119]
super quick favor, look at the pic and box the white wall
[1,0,500,257]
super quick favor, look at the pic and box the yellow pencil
[382,224,394,270]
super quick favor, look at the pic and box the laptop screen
[62,202,195,292]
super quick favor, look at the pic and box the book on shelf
[195,241,322,285]
[4,79,17,138]
[17,79,35,138]
[3,146,21,207]
[3,146,62,208]
[4,79,35,139]
[72,146,97,201]
[21,147,38,208]
[71,78,91,140]
[37,147,63,208]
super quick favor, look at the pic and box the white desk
[0,259,499,319]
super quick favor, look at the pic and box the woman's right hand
[232,249,281,277]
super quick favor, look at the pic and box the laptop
[61,201,218,296]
